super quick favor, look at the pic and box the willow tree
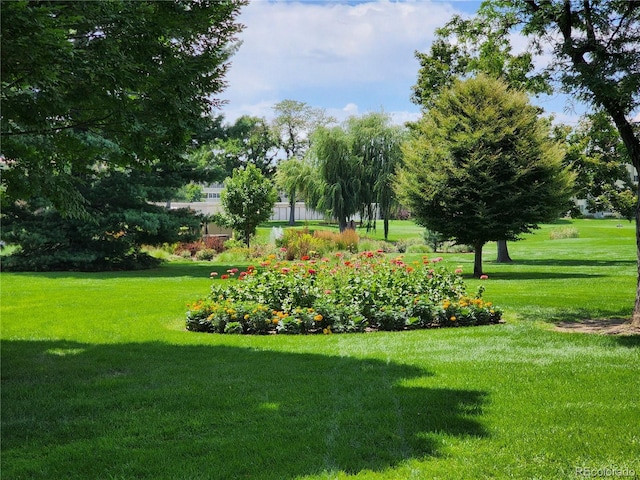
[310,127,362,232]
[274,158,317,225]
[395,76,574,277]
[346,113,405,240]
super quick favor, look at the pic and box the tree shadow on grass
[507,259,635,268]
[3,263,228,280]
[1,340,488,480]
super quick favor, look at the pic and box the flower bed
[186,251,502,334]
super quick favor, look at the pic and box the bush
[550,227,579,240]
[277,228,328,260]
[202,235,226,253]
[187,252,502,335]
[195,249,217,261]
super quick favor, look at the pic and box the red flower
[221,274,229,280]
[308,269,317,275]
[301,255,310,261]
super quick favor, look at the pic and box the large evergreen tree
[395,76,574,277]
[1,0,246,269]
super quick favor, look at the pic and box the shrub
[407,244,432,254]
[334,229,359,252]
[195,249,217,261]
[202,235,226,253]
[186,252,502,335]
[550,227,579,240]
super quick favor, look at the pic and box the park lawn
[1,219,639,479]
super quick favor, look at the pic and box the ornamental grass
[186,251,502,334]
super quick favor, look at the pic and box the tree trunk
[634,185,640,326]
[473,242,484,278]
[496,240,513,263]
[604,110,640,327]
[288,187,296,226]
[288,198,295,226]
[338,217,347,232]
[554,5,640,326]
[384,217,389,241]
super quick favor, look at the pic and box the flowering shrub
[186,252,502,335]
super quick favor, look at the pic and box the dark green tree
[202,115,279,179]
[216,164,278,248]
[1,0,246,269]
[2,171,201,271]
[412,5,552,262]
[395,76,574,277]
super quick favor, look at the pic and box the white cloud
[221,0,464,122]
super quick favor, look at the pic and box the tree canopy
[1,0,246,270]
[217,164,278,248]
[395,75,574,277]
[1,0,247,215]
[471,0,640,323]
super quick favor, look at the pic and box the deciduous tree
[473,0,640,323]
[217,164,277,247]
[395,76,574,277]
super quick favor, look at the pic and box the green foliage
[412,3,551,108]
[197,115,280,180]
[2,173,201,271]
[277,229,330,260]
[560,111,636,218]
[1,0,247,214]
[186,252,502,334]
[217,164,278,247]
[396,75,574,277]
[423,228,449,252]
[307,113,406,237]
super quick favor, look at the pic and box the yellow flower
[244,314,250,320]
[450,316,456,321]
[314,314,323,321]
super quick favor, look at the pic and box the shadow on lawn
[1,340,488,480]
[4,263,224,280]
[508,259,635,268]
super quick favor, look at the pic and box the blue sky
[219,0,586,126]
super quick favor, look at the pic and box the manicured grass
[2,219,639,479]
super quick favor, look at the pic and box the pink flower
[455,268,463,274]
[433,257,443,263]
[480,275,489,280]
[308,269,317,275]
[210,272,219,277]
[281,267,290,274]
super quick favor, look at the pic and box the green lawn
[2,219,639,479]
